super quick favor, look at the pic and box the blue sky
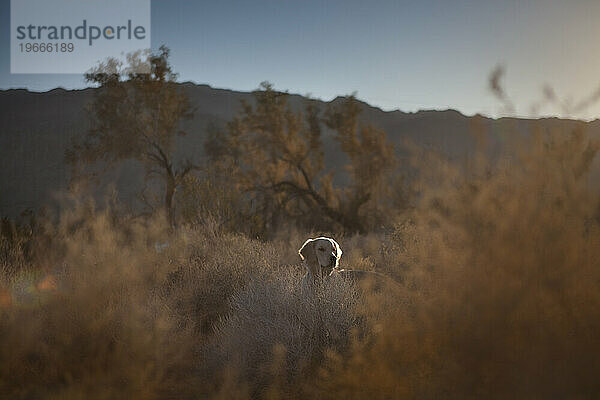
[2,0,600,119]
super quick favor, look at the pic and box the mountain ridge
[1,82,598,218]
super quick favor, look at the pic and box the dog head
[298,237,342,280]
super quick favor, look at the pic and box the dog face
[299,237,342,279]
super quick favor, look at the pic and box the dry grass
[2,130,600,398]
[315,131,600,399]
[208,271,360,391]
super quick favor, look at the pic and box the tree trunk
[165,174,176,227]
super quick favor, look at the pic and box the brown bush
[316,131,600,399]
[2,130,600,399]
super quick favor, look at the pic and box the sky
[2,0,600,119]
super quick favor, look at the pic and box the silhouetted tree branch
[66,46,196,226]
[205,82,397,233]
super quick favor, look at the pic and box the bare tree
[67,46,195,226]
[205,82,396,233]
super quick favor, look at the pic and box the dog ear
[299,239,318,275]
[329,238,342,268]
[333,239,342,260]
[298,238,314,261]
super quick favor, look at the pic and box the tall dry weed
[316,131,600,399]
[2,130,600,399]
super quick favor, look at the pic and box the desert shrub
[0,209,200,399]
[315,131,600,399]
[207,270,361,398]
[160,223,286,334]
[0,205,318,399]
[3,128,600,399]
[0,216,40,279]
[0,235,26,279]
[176,171,268,238]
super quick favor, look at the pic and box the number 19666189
[19,43,74,52]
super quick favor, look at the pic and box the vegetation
[4,53,600,398]
[67,46,195,226]
[2,128,600,398]
[197,82,398,235]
